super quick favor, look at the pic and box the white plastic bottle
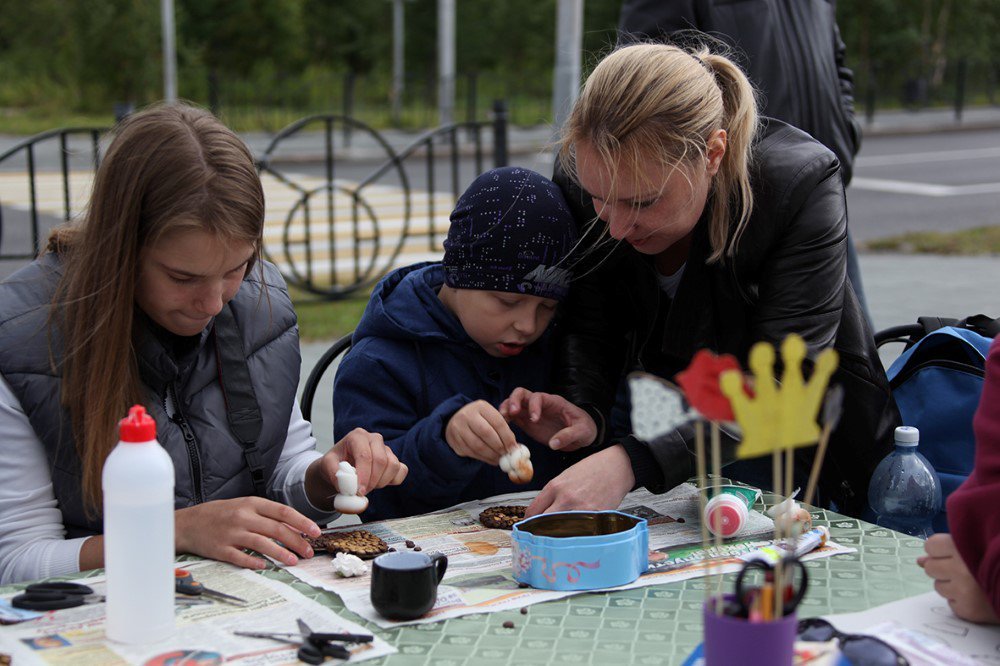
[103,405,176,644]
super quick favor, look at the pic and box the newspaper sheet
[286,484,855,628]
[0,560,394,665]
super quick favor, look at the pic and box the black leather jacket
[619,0,862,184]
[553,120,898,516]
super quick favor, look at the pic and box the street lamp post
[161,0,178,104]
[438,0,456,126]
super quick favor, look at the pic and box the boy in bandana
[333,167,592,520]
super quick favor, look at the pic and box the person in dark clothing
[502,43,898,519]
[333,167,592,520]
[617,0,872,323]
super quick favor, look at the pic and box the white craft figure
[499,444,534,484]
[334,461,369,514]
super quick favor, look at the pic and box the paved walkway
[241,104,1000,163]
[301,252,1000,450]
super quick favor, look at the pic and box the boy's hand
[918,533,1000,624]
[445,400,518,465]
[500,388,598,451]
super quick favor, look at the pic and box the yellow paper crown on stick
[719,334,838,459]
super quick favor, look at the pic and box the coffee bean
[517,582,530,589]
[677,517,686,523]
[387,547,396,552]
[413,546,422,552]
[405,540,415,548]
[520,607,528,615]
[502,620,514,629]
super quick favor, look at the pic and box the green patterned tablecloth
[1,496,934,666]
[266,498,934,666]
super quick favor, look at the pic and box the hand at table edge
[918,533,1000,625]
[525,444,635,518]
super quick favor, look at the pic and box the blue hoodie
[333,262,583,520]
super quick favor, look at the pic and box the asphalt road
[848,128,1000,240]
[2,125,999,281]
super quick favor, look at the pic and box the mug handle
[429,552,448,582]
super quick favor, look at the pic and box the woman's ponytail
[700,49,758,260]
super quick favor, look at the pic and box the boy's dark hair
[443,167,578,301]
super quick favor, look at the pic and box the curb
[861,118,1000,138]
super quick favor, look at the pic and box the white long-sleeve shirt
[0,374,336,584]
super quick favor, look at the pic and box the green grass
[290,285,372,342]
[0,108,114,136]
[863,226,1000,255]
[295,226,1000,341]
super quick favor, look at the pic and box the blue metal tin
[510,511,649,590]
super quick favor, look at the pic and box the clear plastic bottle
[867,426,942,538]
[103,405,175,644]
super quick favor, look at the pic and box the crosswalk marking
[0,170,456,286]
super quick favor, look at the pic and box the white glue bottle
[103,405,175,644]
[704,487,757,538]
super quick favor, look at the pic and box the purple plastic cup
[703,596,797,666]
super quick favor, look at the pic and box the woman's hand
[445,400,518,465]
[500,388,598,451]
[307,428,409,506]
[175,498,321,570]
[918,533,1000,624]
[525,445,634,517]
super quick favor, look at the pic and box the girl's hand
[175,498,321,570]
[500,388,598,451]
[306,428,409,508]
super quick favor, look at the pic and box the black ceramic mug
[370,551,448,620]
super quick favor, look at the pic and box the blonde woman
[0,104,407,584]
[503,44,898,518]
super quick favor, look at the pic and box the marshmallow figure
[332,552,368,577]
[334,461,369,514]
[767,496,812,535]
[499,444,534,484]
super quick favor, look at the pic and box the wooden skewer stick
[804,422,834,508]
[711,422,723,614]
[804,385,845,507]
[771,449,785,621]
[780,447,795,619]
[695,420,709,605]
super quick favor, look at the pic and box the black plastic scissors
[234,618,372,664]
[734,554,809,620]
[11,582,100,611]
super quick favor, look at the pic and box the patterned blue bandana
[443,167,578,301]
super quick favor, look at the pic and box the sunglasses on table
[797,618,909,666]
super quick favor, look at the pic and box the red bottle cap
[706,499,746,537]
[119,404,156,442]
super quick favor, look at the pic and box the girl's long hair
[559,43,759,263]
[47,103,265,512]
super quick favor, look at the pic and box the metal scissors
[174,568,247,605]
[734,554,809,620]
[235,618,372,664]
[11,582,100,611]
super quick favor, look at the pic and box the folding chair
[300,332,354,423]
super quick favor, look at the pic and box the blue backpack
[881,316,998,533]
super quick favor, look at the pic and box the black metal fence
[0,104,510,297]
